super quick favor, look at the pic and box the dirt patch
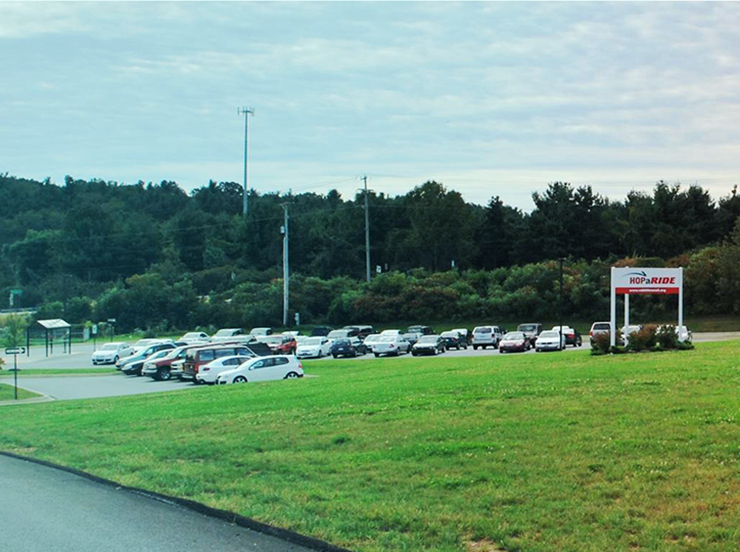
[465,538,507,552]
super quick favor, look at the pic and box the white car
[217,355,304,384]
[195,354,255,384]
[535,330,565,352]
[620,324,642,345]
[211,328,248,343]
[91,342,134,365]
[372,335,411,357]
[296,337,332,359]
[472,326,503,349]
[658,325,693,343]
[178,332,210,344]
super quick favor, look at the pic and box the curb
[0,451,354,552]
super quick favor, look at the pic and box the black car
[411,335,446,356]
[343,325,375,340]
[311,326,333,337]
[331,338,367,358]
[407,325,434,336]
[120,342,176,376]
[440,330,467,350]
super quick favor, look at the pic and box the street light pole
[281,202,290,326]
[559,257,564,350]
[238,107,254,217]
[362,175,371,283]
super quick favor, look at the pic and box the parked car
[343,325,375,340]
[327,328,360,342]
[412,335,446,356]
[178,332,210,344]
[517,323,543,345]
[91,342,134,365]
[589,322,612,345]
[211,328,247,343]
[380,329,402,336]
[119,343,177,375]
[195,354,256,384]
[499,332,531,353]
[131,338,174,352]
[551,326,583,347]
[620,324,642,346]
[180,343,263,381]
[452,328,470,345]
[250,327,273,337]
[402,332,422,347]
[122,348,174,376]
[296,337,332,359]
[440,330,467,350]
[372,335,411,357]
[310,326,333,337]
[331,338,367,358]
[217,355,304,384]
[675,325,693,343]
[362,334,382,350]
[407,325,434,336]
[535,330,566,352]
[258,334,297,354]
[472,326,504,349]
[142,344,203,381]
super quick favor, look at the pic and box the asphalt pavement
[0,454,318,552]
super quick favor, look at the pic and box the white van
[472,326,504,349]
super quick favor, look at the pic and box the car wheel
[158,368,171,381]
[374,353,379,358]
[332,354,338,359]
[473,345,477,350]
[113,356,119,363]
[233,376,247,384]
[412,351,417,356]
[285,372,299,379]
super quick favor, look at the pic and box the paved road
[13,374,194,401]
[0,454,316,552]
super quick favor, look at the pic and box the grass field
[0,383,41,401]
[2,343,740,551]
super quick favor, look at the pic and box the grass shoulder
[0,383,42,401]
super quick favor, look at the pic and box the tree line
[1,173,739,329]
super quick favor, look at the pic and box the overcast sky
[2,1,739,209]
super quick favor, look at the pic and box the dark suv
[331,338,367,358]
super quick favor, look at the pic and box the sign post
[5,347,25,400]
[610,267,683,347]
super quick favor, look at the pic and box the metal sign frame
[610,267,684,347]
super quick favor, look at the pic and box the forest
[2,173,740,331]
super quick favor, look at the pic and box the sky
[1,1,740,210]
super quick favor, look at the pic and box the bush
[627,324,658,352]
[656,325,679,350]
[591,332,611,354]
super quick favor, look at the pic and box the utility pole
[558,257,564,350]
[281,202,290,326]
[362,175,371,282]
[238,107,254,217]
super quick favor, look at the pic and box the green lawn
[0,382,41,401]
[2,343,740,551]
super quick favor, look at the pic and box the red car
[259,334,297,355]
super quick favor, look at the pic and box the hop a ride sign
[613,267,682,295]
[610,267,684,347]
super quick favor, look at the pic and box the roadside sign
[107,318,116,323]
[4,347,24,400]
[4,347,25,355]
[92,324,98,334]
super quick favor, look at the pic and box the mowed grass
[3,344,740,551]
[0,383,41,401]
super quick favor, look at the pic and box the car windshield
[182,333,204,339]
[440,332,457,338]
[214,330,237,337]
[539,331,559,338]
[474,327,491,334]
[364,335,380,344]
[101,344,120,351]
[379,336,395,342]
[518,324,537,332]
[593,323,610,330]
[333,339,350,346]
[504,332,525,340]
[327,330,349,339]
[419,336,437,344]
[259,336,283,345]
[305,337,323,346]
